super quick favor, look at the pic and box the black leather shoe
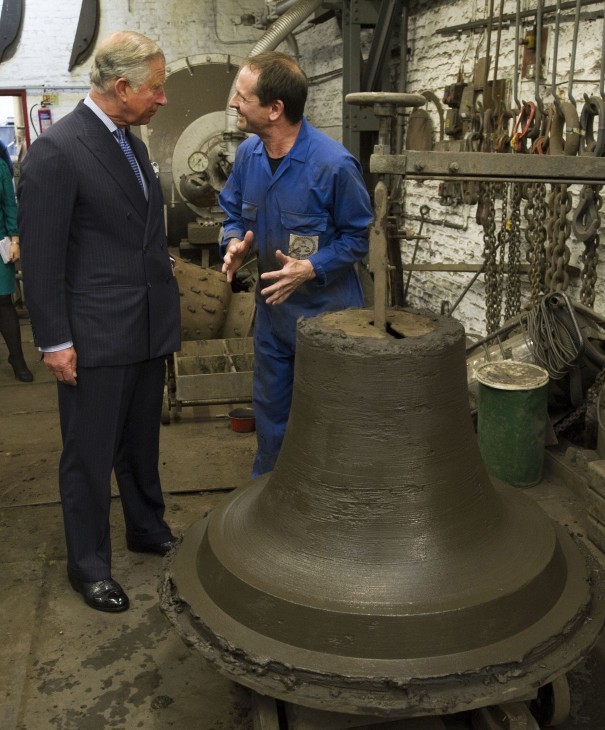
[8,356,33,382]
[126,537,176,556]
[69,576,130,612]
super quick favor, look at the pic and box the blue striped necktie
[113,128,144,191]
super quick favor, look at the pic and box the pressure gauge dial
[188,150,209,173]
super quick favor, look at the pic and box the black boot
[0,294,34,382]
[8,354,33,382]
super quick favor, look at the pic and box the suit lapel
[74,104,148,218]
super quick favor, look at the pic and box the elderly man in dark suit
[18,31,181,612]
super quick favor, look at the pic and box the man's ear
[269,99,284,121]
[114,77,130,103]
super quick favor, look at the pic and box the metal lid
[476,360,549,391]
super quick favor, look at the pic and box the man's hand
[260,250,316,305]
[44,347,78,386]
[221,230,254,283]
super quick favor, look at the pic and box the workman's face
[122,56,167,126]
[229,66,269,134]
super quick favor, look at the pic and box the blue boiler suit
[219,117,374,476]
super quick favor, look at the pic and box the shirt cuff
[39,341,73,352]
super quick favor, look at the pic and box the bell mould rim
[161,512,605,717]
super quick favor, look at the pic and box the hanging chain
[579,185,603,308]
[524,182,548,306]
[481,181,501,334]
[545,183,572,292]
[505,183,523,320]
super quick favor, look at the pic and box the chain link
[505,183,523,320]
[480,181,501,334]
[579,185,603,308]
[545,183,572,291]
[524,182,548,306]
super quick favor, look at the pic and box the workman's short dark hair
[246,51,308,124]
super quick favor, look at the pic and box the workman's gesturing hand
[44,347,78,386]
[260,250,316,305]
[222,230,254,283]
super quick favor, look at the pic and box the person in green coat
[0,158,32,381]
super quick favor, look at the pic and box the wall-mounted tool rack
[370,149,605,187]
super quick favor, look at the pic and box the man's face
[122,56,167,126]
[229,66,268,135]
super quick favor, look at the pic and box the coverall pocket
[280,210,328,234]
[242,200,258,222]
[281,211,328,260]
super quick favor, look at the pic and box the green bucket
[477,360,549,488]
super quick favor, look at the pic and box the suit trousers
[57,357,173,581]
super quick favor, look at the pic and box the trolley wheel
[161,385,171,425]
[530,674,571,727]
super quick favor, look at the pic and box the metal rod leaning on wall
[448,238,506,316]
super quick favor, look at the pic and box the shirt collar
[83,94,120,134]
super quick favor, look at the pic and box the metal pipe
[223,0,323,162]
[568,0,582,104]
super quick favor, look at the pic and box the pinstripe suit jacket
[18,100,181,367]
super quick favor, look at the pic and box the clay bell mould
[161,308,605,717]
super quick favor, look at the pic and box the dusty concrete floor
[2,320,605,729]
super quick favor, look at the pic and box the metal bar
[436,0,603,36]
[483,0,495,96]
[513,0,521,109]
[601,4,605,98]
[551,0,562,101]
[370,150,605,184]
[535,0,544,109]
[568,0,582,104]
[361,0,401,92]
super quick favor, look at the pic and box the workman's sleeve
[0,160,17,235]
[18,136,77,349]
[307,155,374,287]
[218,156,245,259]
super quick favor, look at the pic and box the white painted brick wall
[399,0,605,337]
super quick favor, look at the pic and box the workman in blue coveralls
[219,51,374,477]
